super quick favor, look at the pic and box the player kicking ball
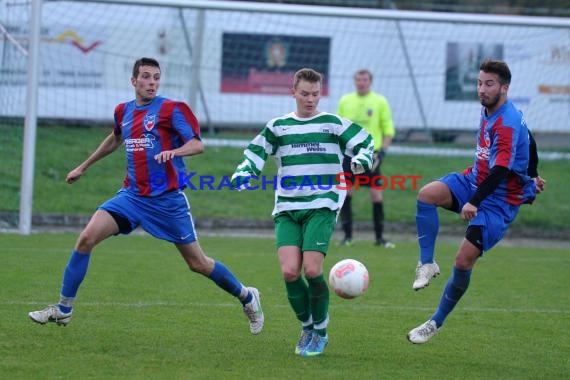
[231,68,373,356]
[407,59,545,344]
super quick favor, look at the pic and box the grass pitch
[1,233,568,379]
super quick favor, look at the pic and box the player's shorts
[439,173,520,252]
[342,155,383,188]
[274,208,337,254]
[98,188,197,244]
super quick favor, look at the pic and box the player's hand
[154,150,176,163]
[66,167,85,184]
[533,176,545,193]
[376,149,386,163]
[230,173,250,191]
[350,158,365,174]
[460,202,478,221]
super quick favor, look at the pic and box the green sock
[285,277,310,323]
[307,274,329,336]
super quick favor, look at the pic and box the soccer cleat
[28,305,72,326]
[295,329,314,355]
[412,261,440,290]
[375,238,396,248]
[301,333,328,357]
[243,287,264,335]
[407,320,440,344]
[338,238,352,246]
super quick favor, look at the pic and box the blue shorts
[439,173,520,252]
[98,189,197,244]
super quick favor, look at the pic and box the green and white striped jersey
[232,112,374,216]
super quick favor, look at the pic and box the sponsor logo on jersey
[125,133,156,152]
[291,142,326,152]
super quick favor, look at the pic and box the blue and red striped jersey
[113,96,200,197]
[463,100,534,206]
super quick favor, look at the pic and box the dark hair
[132,57,160,78]
[479,59,511,85]
[293,68,323,88]
[354,68,373,82]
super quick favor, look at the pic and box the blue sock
[431,266,472,327]
[59,250,91,313]
[209,261,250,305]
[416,200,439,264]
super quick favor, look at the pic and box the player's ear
[290,87,296,97]
[131,77,136,86]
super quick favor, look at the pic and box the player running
[407,59,545,344]
[28,57,264,335]
[231,68,374,356]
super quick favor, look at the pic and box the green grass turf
[0,233,568,379]
[1,126,568,233]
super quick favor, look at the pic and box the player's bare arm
[66,132,123,184]
[154,137,204,163]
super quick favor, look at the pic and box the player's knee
[303,266,322,279]
[75,230,97,252]
[282,267,301,282]
[418,182,450,206]
[187,257,212,275]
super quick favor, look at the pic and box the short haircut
[479,59,511,85]
[354,69,373,81]
[293,68,323,88]
[132,57,160,78]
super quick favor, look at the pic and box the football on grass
[329,259,369,299]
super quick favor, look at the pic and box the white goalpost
[4,0,570,234]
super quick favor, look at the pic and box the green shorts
[274,208,338,254]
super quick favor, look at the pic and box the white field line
[203,138,570,161]
[11,300,570,315]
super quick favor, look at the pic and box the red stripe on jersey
[176,102,201,140]
[476,122,489,185]
[157,101,178,191]
[491,116,514,168]
[114,103,126,136]
[132,109,150,196]
[505,172,523,205]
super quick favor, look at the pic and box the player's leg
[408,199,517,343]
[275,211,312,352]
[278,245,311,353]
[413,174,469,290]
[339,156,353,245]
[300,250,329,356]
[177,242,264,334]
[176,241,263,334]
[141,190,263,333]
[28,209,121,325]
[298,208,336,356]
[407,234,480,344]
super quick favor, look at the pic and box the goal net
[1,0,569,229]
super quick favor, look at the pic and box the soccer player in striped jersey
[407,59,545,344]
[231,68,374,356]
[28,57,264,335]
